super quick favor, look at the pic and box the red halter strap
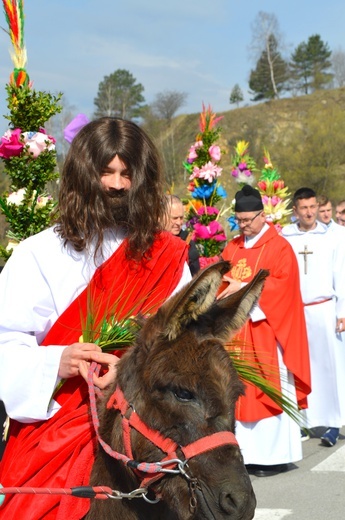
[88,363,239,490]
[105,385,238,488]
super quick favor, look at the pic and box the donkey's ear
[194,269,269,343]
[159,261,231,340]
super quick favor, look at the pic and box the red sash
[0,232,188,519]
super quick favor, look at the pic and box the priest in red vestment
[218,185,311,477]
[0,117,190,518]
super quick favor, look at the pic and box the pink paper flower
[0,128,24,158]
[194,220,226,241]
[197,206,219,216]
[199,256,220,268]
[190,161,222,182]
[187,147,198,163]
[22,131,56,158]
[208,145,221,162]
[187,141,203,163]
[271,195,282,206]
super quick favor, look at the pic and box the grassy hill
[153,87,345,204]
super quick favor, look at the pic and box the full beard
[105,189,130,227]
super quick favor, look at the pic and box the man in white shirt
[317,195,345,235]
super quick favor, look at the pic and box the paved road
[0,418,344,518]
[251,427,345,519]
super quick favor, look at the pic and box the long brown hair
[55,117,165,261]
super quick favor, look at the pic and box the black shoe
[246,463,289,477]
[320,427,339,447]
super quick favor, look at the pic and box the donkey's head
[96,261,268,520]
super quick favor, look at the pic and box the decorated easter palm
[0,0,62,262]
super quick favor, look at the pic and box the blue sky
[0,0,344,127]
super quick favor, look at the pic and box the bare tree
[45,97,78,166]
[332,47,345,87]
[148,90,187,184]
[152,90,188,125]
[249,11,288,99]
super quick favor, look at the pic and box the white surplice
[282,221,345,428]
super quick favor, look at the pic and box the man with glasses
[283,187,345,448]
[218,185,311,477]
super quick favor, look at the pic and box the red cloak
[0,232,188,519]
[221,224,311,422]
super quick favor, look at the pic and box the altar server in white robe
[282,187,345,447]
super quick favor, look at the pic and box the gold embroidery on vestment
[231,258,252,281]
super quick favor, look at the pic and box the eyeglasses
[234,212,263,226]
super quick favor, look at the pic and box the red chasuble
[0,232,188,519]
[221,223,311,423]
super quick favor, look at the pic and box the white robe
[235,225,302,466]
[236,345,302,465]
[0,227,191,423]
[282,222,345,428]
[325,218,345,237]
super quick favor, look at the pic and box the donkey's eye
[173,388,195,402]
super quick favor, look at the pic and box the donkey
[86,261,268,520]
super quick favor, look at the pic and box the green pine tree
[290,34,333,94]
[229,84,244,107]
[94,69,146,120]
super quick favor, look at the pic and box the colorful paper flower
[230,140,257,187]
[36,193,53,208]
[0,128,24,158]
[216,185,227,198]
[194,220,227,241]
[7,187,26,205]
[198,206,219,216]
[227,215,239,232]
[192,183,217,200]
[208,144,221,162]
[199,103,224,132]
[190,161,222,183]
[257,149,292,229]
[182,105,229,258]
[22,131,56,158]
[63,113,89,143]
[187,140,203,163]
